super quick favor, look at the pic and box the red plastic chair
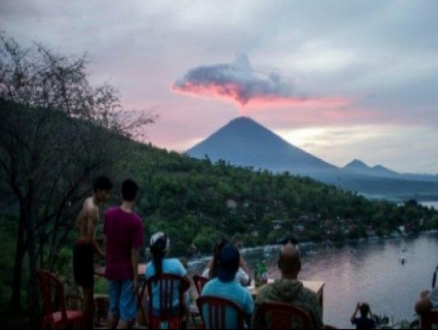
[37,269,85,329]
[421,309,438,329]
[196,296,245,329]
[146,273,185,329]
[65,295,83,310]
[256,301,314,329]
[193,275,209,296]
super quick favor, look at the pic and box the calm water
[421,201,438,210]
[190,233,438,329]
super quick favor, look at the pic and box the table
[94,264,148,324]
[250,279,325,316]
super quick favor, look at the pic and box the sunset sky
[1,0,438,174]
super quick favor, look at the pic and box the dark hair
[150,235,167,275]
[93,176,113,192]
[360,303,370,317]
[209,239,229,279]
[121,179,139,201]
[279,236,299,245]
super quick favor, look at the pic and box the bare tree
[0,35,156,314]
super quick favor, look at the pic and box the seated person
[201,244,254,328]
[415,287,438,315]
[145,232,191,326]
[202,239,251,286]
[251,242,323,329]
[350,302,377,329]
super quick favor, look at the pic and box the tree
[0,35,155,314]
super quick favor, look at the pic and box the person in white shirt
[202,238,251,286]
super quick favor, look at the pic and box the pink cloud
[171,54,350,112]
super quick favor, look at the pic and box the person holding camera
[350,302,377,329]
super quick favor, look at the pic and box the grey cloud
[172,54,305,106]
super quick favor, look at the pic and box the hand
[133,278,138,294]
[420,290,430,299]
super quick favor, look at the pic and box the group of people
[72,176,438,329]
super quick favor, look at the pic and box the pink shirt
[104,207,144,280]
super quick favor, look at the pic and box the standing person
[350,302,377,329]
[73,175,113,329]
[104,179,144,329]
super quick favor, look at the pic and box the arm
[251,302,262,329]
[244,291,255,329]
[237,268,251,286]
[131,248,140,292]
[239,256,252,282]
[368,306,377,327]
[350,303,360,324]
[86,208,105,258]
[181,275,191,292]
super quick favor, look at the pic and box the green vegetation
[122,142,438,257]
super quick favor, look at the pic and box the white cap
[150,232,170,252]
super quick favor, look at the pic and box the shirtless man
[73,175,113,328]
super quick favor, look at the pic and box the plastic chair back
[196,295,245,329]
[256,301,314,329]
[146,273,185,329]
[37,269,84,329]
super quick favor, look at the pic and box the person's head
[213,239,229,255]
[121,179,139,202]
[149,232,170,275]
[209,239,229,278]
[279,236,299,246]
[217,244,240,283]
[93,176,113,204]
[359,303,370,318]
[277,242,301,279]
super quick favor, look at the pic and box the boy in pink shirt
[104,179,144,329]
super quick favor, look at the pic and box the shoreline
[187,229,438,268]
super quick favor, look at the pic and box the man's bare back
[76,197,100,245]
[73,176,112,329]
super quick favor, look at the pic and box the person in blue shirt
[145,232,191,328]
[350,302,377,329]
[201,243,254,328]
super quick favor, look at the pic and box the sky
[1,0,438,174]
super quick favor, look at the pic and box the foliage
[0,35,155,313]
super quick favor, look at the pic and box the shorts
[108,280,137,321]
[73,243,94,287]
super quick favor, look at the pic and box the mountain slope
[188,117,338,176]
